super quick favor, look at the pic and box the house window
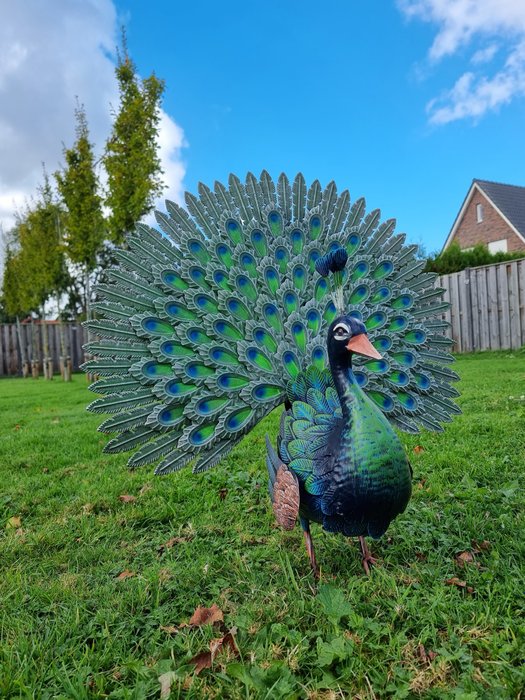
[476,203,483,222]
[488,239,508,254]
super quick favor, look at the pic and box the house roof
[443,178,525,250]
[475,179,525,236]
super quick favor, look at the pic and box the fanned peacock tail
[83,172,460,475]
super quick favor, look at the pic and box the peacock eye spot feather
[87,172,459,513]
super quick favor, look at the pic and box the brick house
[443,179,525,254]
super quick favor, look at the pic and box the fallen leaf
[189,604,224,627]
[472,539,491,552]
[220,628,239,656]
[417,643,438,664]
[413,445,425,454]
[190,650,213,675]
[415,552,427,561]
[445,577,474,594]
[218,488,228,500]
[455,550,477,568]
[416,479,427,490]
[119,494,136,503]
[14,424,21,431]
[159,671,178,699]
[189,627,239,675]
[6,516,22,529]
[160,625,179,635]
[116,570,135,580]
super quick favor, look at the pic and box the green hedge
[424,243,525,275]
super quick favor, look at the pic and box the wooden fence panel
[0,323,86,377]
[438,257,525,352]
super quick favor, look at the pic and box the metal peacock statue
[83,172,460,577]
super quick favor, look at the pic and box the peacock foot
[303,529,320,580]
[359,536,378,576]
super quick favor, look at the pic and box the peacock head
[315,244,382,362]
[327,315,383,362]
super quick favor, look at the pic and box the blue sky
[2,0,525,255]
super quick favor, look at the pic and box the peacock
[83,172,460,576]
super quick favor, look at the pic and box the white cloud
[0,0,186,238]
[471,44,499,66]
[398,0,525,123]
[156,110,187,210]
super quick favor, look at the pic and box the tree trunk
[16,317,30,378]
[56,294,71,381]
[85,266,94,382]
[30,317,39,378]
[41,309,52,380]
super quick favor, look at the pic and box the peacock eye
[333,323,349,339]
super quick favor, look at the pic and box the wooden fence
[0,322,86,377]
[1,258,524,375]
[438,258,525,352]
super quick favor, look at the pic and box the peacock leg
[300,518,319,579]
[359,536,378,575]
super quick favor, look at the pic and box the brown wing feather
[272,465,300,530]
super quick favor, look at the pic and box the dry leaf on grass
[6,516,21,529]
[116,570,135,580]
[413,445,425,454]
[455,550,480,568]
[472,539,491,552]
[188,603,224,627]
[417,643,438,664]
[158,671,178,699]
[445,577,474,594]
[190,650,213,675]
[189,627,239,675]
[118,494,136,503]
[161,603,224,634]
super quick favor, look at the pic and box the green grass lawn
[1,352,524,699]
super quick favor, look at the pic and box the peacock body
[84,172,460,574]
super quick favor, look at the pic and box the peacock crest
[84,172,459,475]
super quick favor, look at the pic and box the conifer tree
[20,173,70,378]
[56,104,105,320]
[104,43,165,245]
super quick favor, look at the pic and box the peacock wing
[278,367,343,501]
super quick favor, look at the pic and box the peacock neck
[329,351,363,421]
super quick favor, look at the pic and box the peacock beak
[346,333,383,359]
